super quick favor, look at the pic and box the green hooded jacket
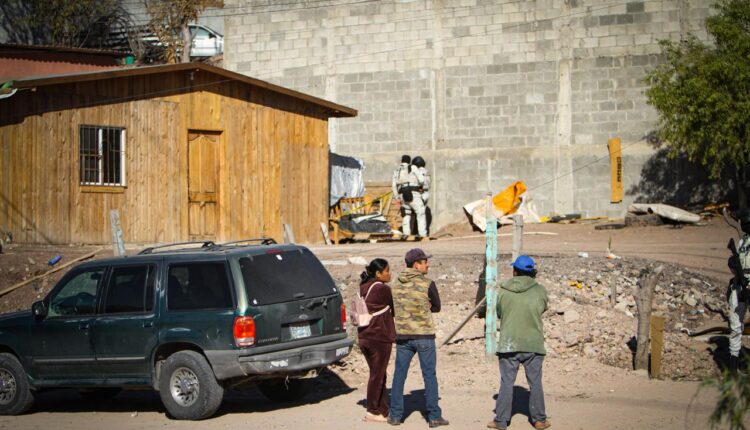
[495,276,548,355]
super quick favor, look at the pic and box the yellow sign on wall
[608,138,623,203]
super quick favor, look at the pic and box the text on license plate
[290,322,312,339]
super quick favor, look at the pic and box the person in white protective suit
[401,158,427,237]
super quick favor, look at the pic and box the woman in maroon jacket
[358,258,396,423]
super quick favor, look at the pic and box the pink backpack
[350,281,390,327]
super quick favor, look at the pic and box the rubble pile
[329,254,728,382]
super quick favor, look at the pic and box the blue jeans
[389,338,442,421]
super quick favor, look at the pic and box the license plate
[335,347,349,357]
[289,322,311,340]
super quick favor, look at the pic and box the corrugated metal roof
[0,43,132,57]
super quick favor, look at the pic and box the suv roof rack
[218,238,277,246]
[138,241,216,255]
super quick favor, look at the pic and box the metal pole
[512,214,524,262]
[484,194,498,357]
[440,296,486,347]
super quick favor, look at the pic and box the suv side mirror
[32,301,48,319]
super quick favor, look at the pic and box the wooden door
[188,131,220,239]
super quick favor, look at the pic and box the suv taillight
[234,316,256,347]
[341,303,347,330]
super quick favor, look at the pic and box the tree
[17,0,131,48]
[145,0,223,64]
[702,367,750,430]
[645,0,750,208]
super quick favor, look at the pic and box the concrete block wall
[224,0,714,228]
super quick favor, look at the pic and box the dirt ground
[0,215,748,429]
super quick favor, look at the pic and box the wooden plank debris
[0,249,103,297]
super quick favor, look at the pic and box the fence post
[485,194,498,357]
[512,214,524,262]
[110,209,125,256]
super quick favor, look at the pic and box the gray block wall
[224,0,714,229]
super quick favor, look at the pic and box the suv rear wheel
[158,351,224,420]
[258,378,311,402]
[0,353,34,415]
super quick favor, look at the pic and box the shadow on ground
[27,368,354,418]
[488,386,534,426]
[708,336,749,372]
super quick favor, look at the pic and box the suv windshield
[238,249,336,305]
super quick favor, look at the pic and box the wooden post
[608,138,623,203]
[634,265,663,371]
[110,209,125,257]
[320,223,332,245]
[485,194,498,358]
[611,283,617,308]
[283,223,296,244]
[512,214,524,262]
[649,315,665,378]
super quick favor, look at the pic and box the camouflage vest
[392,268,435,336]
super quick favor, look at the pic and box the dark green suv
[0,240,352,420]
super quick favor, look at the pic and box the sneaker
[486,420,507,429]
[387,416,401,426]
[534,420,552,429]
[428,417,450,428]
[364,412,387,423]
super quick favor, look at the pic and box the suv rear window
[167,262,233,311]
[239,249,337,305]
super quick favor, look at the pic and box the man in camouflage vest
[388,249,449,428]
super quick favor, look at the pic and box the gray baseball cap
[405,248,431,265]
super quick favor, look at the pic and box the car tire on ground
[0,353,34,415]
[258,378,311,402]
[157,350,224,420]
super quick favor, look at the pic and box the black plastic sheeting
[337,214,392,234]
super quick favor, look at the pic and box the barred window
[79,125,126,186]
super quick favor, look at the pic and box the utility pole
[485,194,498,357]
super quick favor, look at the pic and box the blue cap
[511,255,536,272]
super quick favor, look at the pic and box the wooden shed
[0,63,357,245]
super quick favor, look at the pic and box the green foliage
[702,368,750,430]
[22,0,128,48]
[644,0,750,179]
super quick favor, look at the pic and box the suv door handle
[78,322,90,331]
[143,321,154,328]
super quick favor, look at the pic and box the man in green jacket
[487,255,551,430]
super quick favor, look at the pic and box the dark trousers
[360,339,392,416]
[494,352,547,426]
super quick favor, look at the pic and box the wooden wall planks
[0,72,333,245]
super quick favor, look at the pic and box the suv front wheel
[158,351,224,420]
[0,353,34,415]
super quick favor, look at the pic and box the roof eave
[9,63,357,118]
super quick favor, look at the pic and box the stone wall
[224,0,714,228]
